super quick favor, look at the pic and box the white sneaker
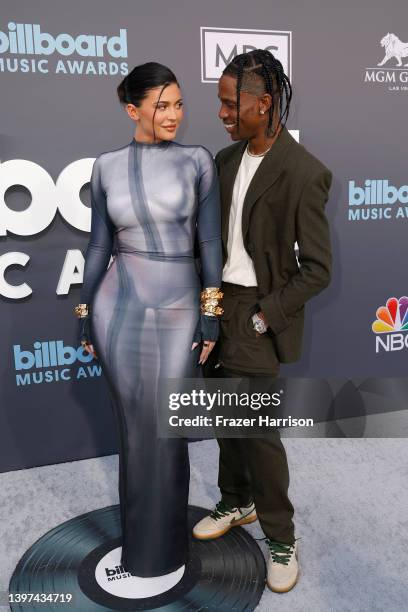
[266,539,299,593]
[193,500,257,540]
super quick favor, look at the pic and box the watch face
[252,314,267,334]
[253,320,262,333]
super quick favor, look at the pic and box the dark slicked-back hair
[117,62,179,141]
[117,62,178,106]
[222,49,292,136]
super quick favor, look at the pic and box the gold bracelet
[74,303,89,318]
[201,303,224,316]
[200,288,224,301]
[200,287,224,317]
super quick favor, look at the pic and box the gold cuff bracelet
[74,303,89,318]
[200,287,224,317]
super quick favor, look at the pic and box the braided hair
[222,49,292,136]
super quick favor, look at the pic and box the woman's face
[126,82,184,142]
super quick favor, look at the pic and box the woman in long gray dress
[74,62,223,577]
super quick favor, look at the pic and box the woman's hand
[79,316,98,359]
[191,313,219,365]
[191,339,216,365]
[82,341,98,359]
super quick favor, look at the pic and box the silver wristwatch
[251,312,268,334]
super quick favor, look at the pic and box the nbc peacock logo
[372,296,408,353]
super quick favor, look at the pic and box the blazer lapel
[241,127,294,243]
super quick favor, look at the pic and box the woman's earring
[260,110,265,115]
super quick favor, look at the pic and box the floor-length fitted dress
[80,139,222,576]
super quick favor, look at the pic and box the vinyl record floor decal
[9,505,266,611]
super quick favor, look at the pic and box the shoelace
[210,500,237,520]
[265,539,295,565]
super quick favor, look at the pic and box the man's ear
[259,92,272,115]
[125,103,139,121]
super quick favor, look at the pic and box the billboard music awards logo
[0,21,129,75]
[94,547,185,598]
[200,27,291,83]
[347,179,408,222]
[364,32,408,92]
[12,340,102,386]
[372,297,408,353]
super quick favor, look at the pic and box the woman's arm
[193,148,223,353]
[81,156,114,304]
[196,147,223,289]
[76,156,114,351]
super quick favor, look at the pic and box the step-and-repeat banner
[1,0,407,471]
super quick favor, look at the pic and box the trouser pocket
[219,296,279,374]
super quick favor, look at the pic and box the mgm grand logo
[364,32,408,91]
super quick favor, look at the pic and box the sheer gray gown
[80,139,222,577]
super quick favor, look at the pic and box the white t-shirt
[222,147,263,286]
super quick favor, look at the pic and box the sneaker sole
[266,569,299,593]
[193,513,258,540]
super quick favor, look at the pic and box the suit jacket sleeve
[258,168,332,335]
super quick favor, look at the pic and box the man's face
[217,74,264,141]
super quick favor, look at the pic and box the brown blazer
[215,127,332,363]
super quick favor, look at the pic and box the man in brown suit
[193,50,332,593]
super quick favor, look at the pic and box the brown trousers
[204,282,295,544]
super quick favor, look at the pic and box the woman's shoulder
[91,143,131,187]
[172,142,215,168]
[93,142,132,167]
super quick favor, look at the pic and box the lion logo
[378,32,408,67]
